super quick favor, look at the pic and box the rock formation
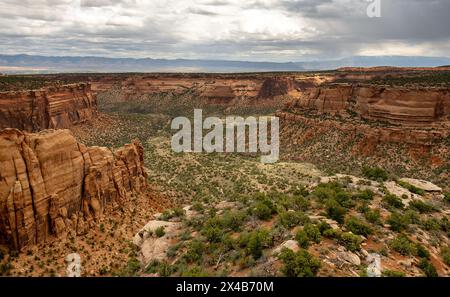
[0,83,98,132]
[0,129,147,250]
[284,84,450,126]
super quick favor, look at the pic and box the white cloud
[0,0,449,61]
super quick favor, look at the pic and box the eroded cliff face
[90,75,318,106]
[279,84,450,183]
[0,84,98,132]
[284,84,450,127]
[0,129,147,250]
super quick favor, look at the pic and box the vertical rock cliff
[0,84,98,132]
[0,129,147,250]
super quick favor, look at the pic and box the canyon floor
[0,69,449,277]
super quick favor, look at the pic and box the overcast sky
[0,0,449,62]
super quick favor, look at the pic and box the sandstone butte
[0,83,98,132]
[0,128,148,250]
[279,84,450,145]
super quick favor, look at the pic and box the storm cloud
[0,0,449,61]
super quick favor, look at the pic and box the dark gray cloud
[0,0,449,61]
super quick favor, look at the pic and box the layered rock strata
[284,84,450,127]
[0,129,147,250]
[0,84,98,132]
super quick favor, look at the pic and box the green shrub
[387,212,410,232]
[192,202,205,212]
[295,229,310,248]
[318,222,332,235]
[364,209,381,225]
[295,224,322,248]
[363,167,388,181]
[277,211,310,228]
[339,232,363,252]
[239,229,272,259]
[397,181,425,196]
[444,192,450,203]
[345,216,372,237]
[276,194,311,212]
[304,224,322,244]
[202,226,223,243]
[422,218,441,231]
[279,248,321,277]
[323,228,341,239]
[313,182,343,201]
[184,240,206,264]
[382,194,404,209]
[181,266,210,277]
[441,247,450,266]
[325,199,347,224]
[123,257,141,276]
[251,201,274,221]
[416,244,430,259]
[382,270,405,277]
[145,260,174,277]
[409,200,436,213]
[155,226,165,238]
[159,208,186,221]
[356,189,375,200]
[390,234,416,256]
[418,259,438,277]
[221,210,247,231]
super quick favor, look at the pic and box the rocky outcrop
[285,84,450,126]
[0,84,98,132]
[0,129,147,250]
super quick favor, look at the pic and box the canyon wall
[0,129,147,250]
[90,75,309,104]
[279,84,450,182]
[284,84,450,127]
[0,84,98,132]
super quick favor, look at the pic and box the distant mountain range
[1,54,450,73]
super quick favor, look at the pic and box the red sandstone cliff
[0,84,98,132]
[284,84,450,127]
[278,84,450,178]
[0,129,147,250]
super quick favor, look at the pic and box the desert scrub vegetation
[345,216,373,237]
[363,167,389,181]
[278,248,321,277]
[382,193,404,209]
